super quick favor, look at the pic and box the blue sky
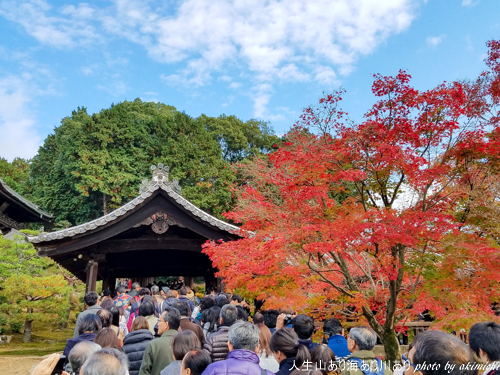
[0,0,499,161]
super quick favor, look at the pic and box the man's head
[230,295,243,305]
[292,314,315,340]
[138,288,151,297]
[80,348,129,375]
[151,285,160,295]
[84,292,99,307]
[139,301,155,317]
[253,312,264,325]
[263,310,279,329]
[158,306,181,335]
[131,282,140,292]
[220,304,238,326]
[173,301,192,318]
[116,285,126,295]
[347,326,377,353]
[323,318,344,338]
[409,330,477,375]
[68,341,102,375]
[79,314,102,335]
[228,321,260,353]
[469,321,500,363]
[179,287,188,296]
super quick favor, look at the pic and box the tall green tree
[29,99,279,224]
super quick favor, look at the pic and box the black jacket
[122,329,154,375]
[203,325,231,362]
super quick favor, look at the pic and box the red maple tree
[204,38,500,361]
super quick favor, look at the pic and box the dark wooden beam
[85,260,99,293]
[96,238,205,253]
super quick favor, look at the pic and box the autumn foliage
[203,37,500,360]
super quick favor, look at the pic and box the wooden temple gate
[29,164,241,292]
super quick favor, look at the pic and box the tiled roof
[0,178,53,219]
[28,168,240,244]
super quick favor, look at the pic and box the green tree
[0,233,51,287]
[0,233,70,341]
[0,157,31,195]
[3,273,69,342]
[29,99,279,224]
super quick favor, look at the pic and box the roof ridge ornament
[139,163,182,195]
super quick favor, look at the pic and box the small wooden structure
[0,178,52,235]
[28,164,241,293]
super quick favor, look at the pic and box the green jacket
[139,329,177,375]
[340,350,393,375]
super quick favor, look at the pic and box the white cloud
[426,35,445,47]
[461,0,477,6]
[0,74,42,161]
[97,80,129,96]
[0,1,99,47]
[315,66,339,86]
[229,82,241,89]
[0,0,419,119]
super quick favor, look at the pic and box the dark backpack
[347,357,385,375]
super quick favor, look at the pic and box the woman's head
[181,349,211,375]
[97,309,112,328]
[100,298,114,311]
[108,306,120,327]
[270,327,311,366]
[258,324,273,357]
[79,314,102,335]
[94,327,119,349]
[311,345,336,375]
[131,316,150,332]
[172,330,202,360]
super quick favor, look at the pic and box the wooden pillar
[184,276,195,289]
[216,277,225,293]
[85,260,99,293]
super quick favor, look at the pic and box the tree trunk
[23,319,33,342]
[381,328,401,367]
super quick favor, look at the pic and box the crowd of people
[30,283,500,375]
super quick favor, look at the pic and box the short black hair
[139,301,155,317]
[263,310,279,329]
[116,285,126,294]
[231,294,243,303]
[163,306,181,331]
[236,305,248,321]
[323,318,343,336]
[199,296,215,311]
[413,330,477,375]
[84,292,99,306]
[79,314,102,335]
[173,301,191,317]
[138,288,151,296]
[293,314,315,340]
[469,322,500,361]
[183,349,212,375]
[216,297,230,307]
[179,287,187,296]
